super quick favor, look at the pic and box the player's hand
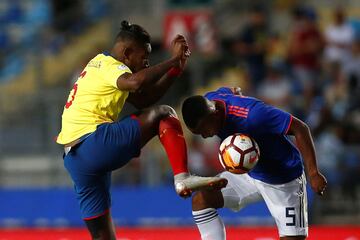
[309,171,327,196]
[231,87,243,96]
[170,34,191,67]
[178,50,190,71]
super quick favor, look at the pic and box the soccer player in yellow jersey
[57,21,227,240]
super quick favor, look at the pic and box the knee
[192,190,223,211]
[156,105,177,119]
[192,191,208,211]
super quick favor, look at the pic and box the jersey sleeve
[248,101,292,135]
[204,87,233,100]
[104,62,132,88]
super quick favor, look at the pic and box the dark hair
[182,95,211,129]
[115,20,151,45]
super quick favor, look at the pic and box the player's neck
[214,100,226,127]
[110,49,122,62]
[110,45,126,63]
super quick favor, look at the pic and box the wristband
[167,67,182,77]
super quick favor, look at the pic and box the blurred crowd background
[0,0,360,226]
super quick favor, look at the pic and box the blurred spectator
[193,14,219,56]
[51,0,85,36]
[287,6,323,107]
[324,8,354,67]
[0,27,10,51]
[256,61,292,111]
[266,32,287,64]
[233,5,269,85]
[323,61,349,121]
[341,146,360,199]
[342,39,360,111]
[188,136,209,176]
[315,125,345,189]
[188,136,223,176]
[0,1,24,50]
[3,0,23,24]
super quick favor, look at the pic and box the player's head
[113,20,151,72]
[182,95,224,138]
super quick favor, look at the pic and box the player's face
[128,44,150,72]
[191,114,221,138]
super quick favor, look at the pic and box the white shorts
[219,171,308,237]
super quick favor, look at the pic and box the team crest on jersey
[118,64,129,71]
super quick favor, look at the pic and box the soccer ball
[218,134,260,174]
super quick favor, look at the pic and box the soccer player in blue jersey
[58,21,226,240]
[181,87,327,240]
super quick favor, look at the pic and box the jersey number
[285,207,296,226]
[65,71,86,109]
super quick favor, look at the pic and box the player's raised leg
[133,105,228,197]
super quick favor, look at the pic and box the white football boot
[174,173,228,198]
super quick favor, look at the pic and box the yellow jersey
[57,53,132,145]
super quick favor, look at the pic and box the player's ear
[123,47,133,61]
[208,100,216,112]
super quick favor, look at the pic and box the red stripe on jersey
[228,109,248,114]
[228,106,249,112]
[214,99,227,117]
[285,115,293,134]
[131,114,142,126]
[228,111,248,118]
[229,109,249,115]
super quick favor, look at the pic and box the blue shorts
[63,116,141,219]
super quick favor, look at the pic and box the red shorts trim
[213,99,227,122]
[285,115,293,135]
[131,114,142,127]
[83,209,110,221]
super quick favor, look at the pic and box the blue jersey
[205,87,303,184]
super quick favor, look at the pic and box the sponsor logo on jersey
[88,60,102,68]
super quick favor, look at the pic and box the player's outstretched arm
[126,36,190,109]
[116,55,179,92]
[287,116,327,196]
[122,35,189,109]
[126,57,189,109]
